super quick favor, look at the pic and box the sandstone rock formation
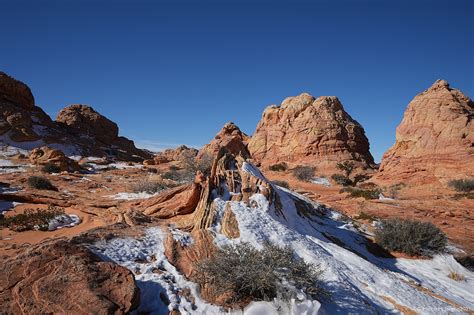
[198,122,251,159]
[0,238,139,314]
[376,80,474,185]
[0,71,57,142]
[248,93,375,173]
[29,146,81,172]
[0,71,151,162]
[133,148,324,306]
[145,145,199,165]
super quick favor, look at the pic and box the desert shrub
[374,218,447,256]
[129,178,165,194]
[195,241,324,303]
[41,162,61,174]
[331,174,353,186]
[341,187,381,200]
[269,162,288,172]
[448,270,465,281]
[336,161,355,177]
[0,206,64,232]
[352,173,370,185]
[272,180,290,189]
[28,176,57,191]
[179,151,214,178]
[386,183,406,199]
[292,166,315,182]
[448,179,474,193]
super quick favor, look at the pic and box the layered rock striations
[248,93,375,172]
[198,122,251,159]
[376,80,474,184]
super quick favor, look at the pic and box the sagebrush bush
[0,206,64,232]
[336,161,355,177]
[341,187,381,200]
[374,218,447,256]
[272,180,290,189]
[179,151,213,177]
[448,179,474,193]
[28,176,57,191]
[331,174,353,186]
[269,163,288,172]
[292,166,315,182]
[195,241,323,303]
[41,162,61,174]
[129,178,165,194]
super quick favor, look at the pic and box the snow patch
[109,192,159,200]
[311,177,331,187]
[47,214,81,231]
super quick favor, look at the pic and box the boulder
[0,238,140,314]
[248,93,375,173]
[29,146,80,172]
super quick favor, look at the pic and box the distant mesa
[0,71,151,161]
[248,93,375,173]
[376,79,474,185]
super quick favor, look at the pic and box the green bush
[292,166,315,182]
[448,179,474,193]
[0,207,64,232]
[272,180,290,189]
[341,187,381,199]
[374,218,447,256]
[336,161,355,177]
[195,241,324,303]
[331,174,353,186]
[41,162,61,174]
[269,163,288,172]
[28,176,57,191]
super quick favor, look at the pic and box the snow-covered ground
[311,177,331,187]
[47,214,81,231]
[86,162,474,314]
[109,192,159,200]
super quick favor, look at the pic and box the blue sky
[1,0,473,162]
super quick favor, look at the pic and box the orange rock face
[376,80,474,185]
[248,93,375,173]
[0,238,140,314]
[0,71,151,162]
[154,145,198,164]
[199,122,251,159]
[29,146,81,172]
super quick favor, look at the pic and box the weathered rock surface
[248,93,375,173]
[199,122,251,159]
[0,71,57,142]
[0,71,151,162]
[147,145,199,165]
[29,146,80,172]
[376,80,474,185]
[0,238,139,314]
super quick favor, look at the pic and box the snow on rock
[311,177,331,187]
[109,192,159,200]
[207,185,474,314]
[89,227,225,315]
[47,214,81,231]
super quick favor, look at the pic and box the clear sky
[1,0,473,162]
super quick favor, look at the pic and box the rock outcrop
[0,71,151,161]
[0,238,139,314]
[376,80,474,185]
[248,93,375,173]
[145,145,199,165]
[198,122,251,159]
[0,71,57,142]
[29,146,81,172]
